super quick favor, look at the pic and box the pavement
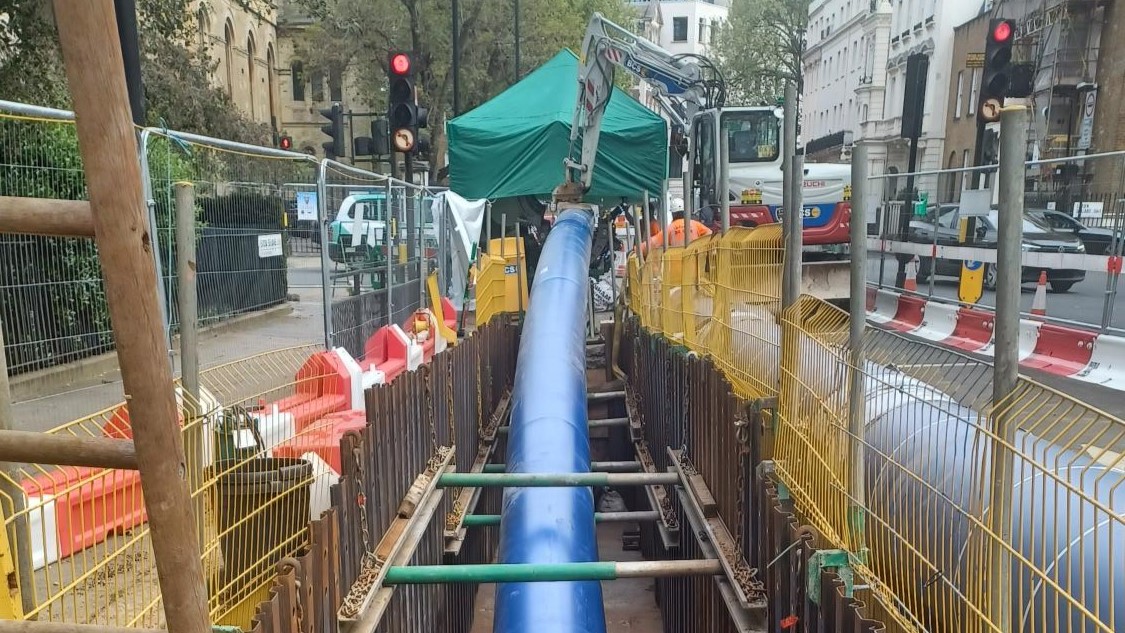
[9,257,326,433]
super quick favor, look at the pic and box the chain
[340,444,381,619]
[731,406,766,603]
[444,343,465,531]
[279,558,306,633]
[681,355,692,467]
[447,350,457,448]
[735,418,748,554]
[426,366,438,456]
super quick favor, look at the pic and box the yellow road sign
[958,217,983,304]
[960,259,985,304]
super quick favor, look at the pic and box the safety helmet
[670,197,685,214]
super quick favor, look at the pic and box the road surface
[866,252,1125,331]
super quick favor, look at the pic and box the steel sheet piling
[493,205,606,633]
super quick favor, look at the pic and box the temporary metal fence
[142,129,320,332]
[0,344,333,627]
[624,224,1124,633]
[317,159,448,362]
[865,152,1125,333]
[1,99,460,379]
[238,319,517,633]
[0,103,109,375]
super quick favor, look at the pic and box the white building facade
[630,1,730,113]
[801,0,983,203]
[802,0,879,163]
[630,0,730,190]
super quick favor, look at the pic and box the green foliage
[0,119,112,372]
[714,0,808,104]
[291,0,633,167]
[0,0,270,142]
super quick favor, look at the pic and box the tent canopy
[447,50,668,203]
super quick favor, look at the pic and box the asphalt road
[866,252,1125,331]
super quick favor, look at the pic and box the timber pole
[0,197,94,237]
[52,3,210,633]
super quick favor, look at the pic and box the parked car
[907,207,1086,293]
[1026,208,1121,256]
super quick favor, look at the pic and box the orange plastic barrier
[273,410,366,473]
[22,466,145,560]
[361,327,408,382]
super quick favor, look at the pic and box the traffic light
[979,18,1015,122]
[319,102,344,159]
[387,52,428,154]
[278,134,293,151]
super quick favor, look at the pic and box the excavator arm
[554,12,725,202]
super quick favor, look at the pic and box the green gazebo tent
[447,50,668,203]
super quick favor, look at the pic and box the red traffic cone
[1031,270,1048,319]
[904,255,919,292]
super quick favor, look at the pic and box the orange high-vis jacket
[642,219,712,254]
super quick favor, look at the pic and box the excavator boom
[556,12,723,202]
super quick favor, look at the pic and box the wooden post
[52,3,210,632]
[0,430,138,470]
[0,197,94,237]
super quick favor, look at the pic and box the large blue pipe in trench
[493,206,607,633]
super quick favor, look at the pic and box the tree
[292,0,633,170]
[0,0,270,144]
[713,0,808,105]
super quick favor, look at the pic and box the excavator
[554,12,851,301]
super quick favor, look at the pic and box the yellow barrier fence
[625,227,1124,633]
[629,225,784,399]
[0,344,343,629]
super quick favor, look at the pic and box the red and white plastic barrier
[15,309,463,571]
[867,288,1125,390]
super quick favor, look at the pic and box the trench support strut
[437,472,679,488]
[384,560,724,585]
[462,510,659,527]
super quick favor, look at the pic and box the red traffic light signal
[991,19,1013,44]
[279,135,292,150]
[390,53,411,76]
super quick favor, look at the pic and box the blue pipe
[493,206,607,633]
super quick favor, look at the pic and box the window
[196,9,209,50]
[223,20,234,96]
[954,71,964,118]
[698,19,706,43]
[937,208,957,228]
[724,110,781,163]
[968,68,980,115]
[711,20,719,45]
[311,70,324,102]
[961,149,971,191]
[267,44,278,127]
[673,17,688,42]
[329,64,343,102]
[246,34,256,119]
[291,61,305,101]
[692,115,715,196]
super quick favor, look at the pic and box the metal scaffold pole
[847,142,868,551]
[52,2,210,631]
[988,104,1028,633]
[782,80,801,308]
